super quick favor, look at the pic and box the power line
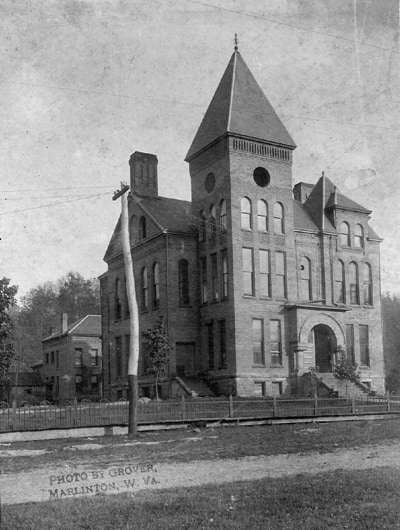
[0,191,111,216]
[0,79,204,108]
[185,0,399,54]
[0,185,116,193]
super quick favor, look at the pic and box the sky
[0,0,399,300]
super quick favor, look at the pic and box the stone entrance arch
[297,313,345,373]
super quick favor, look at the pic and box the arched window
[349,262,359,305]
[129,215,137,245]
[219,199,227,233]
[152,262,160,308]
[241,197,252,230]
[124,274,130,317]
[178,259,190,306]
[340,222,350,246]
[139,216,146,240]
[335,260,345,303]
[354,224,364,248]
[257,200,268,232]
[115,278,122,320]
[363,263,373,305]
[199,210,207,242]
[273,202,284,235]
[210,204,217,238]
[141,267,148,310]
[300,257,312,301]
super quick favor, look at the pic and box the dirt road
[1,439,399,506]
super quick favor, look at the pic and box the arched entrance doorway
[309,324,337,372]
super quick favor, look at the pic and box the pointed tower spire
[185,50,295,161]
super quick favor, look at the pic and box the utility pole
[113,183,139,438]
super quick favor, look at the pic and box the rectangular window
[201,257,207,304]
[346,324,355,364]
[243,248,254,296]
[270,320,282,365]
[275,252,286,299]
[91,375,99,392]
[221,250,228,299]
[115,337,122,378]
[211,253,218,301]
[254,382,266,396]
[207,322,214,370]
[271,382,283,396]
[90,349,98,367]
[359,325,370,366]
[55,351,59,369]
[252,319,264,365]
[45,352,49,364]
[75,348,83,367]
[75,375,82,393]
[259,249,271,297]
[219,320,227,369]
[50,351,55,364]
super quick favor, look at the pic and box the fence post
[12,399,17,430]
[229,395,234,418]
[74,398,78,426]
[314,394,318,416]
[181,394,186,421]
[387,391,391,413]
[351,395,356,414]
[273,396,277,417]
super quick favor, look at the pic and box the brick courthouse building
[100,48,385,399]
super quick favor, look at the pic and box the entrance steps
[318,373,371,398]
[175,377,215,397]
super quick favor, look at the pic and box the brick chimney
[129,151,158,197]
[61,313,68,334]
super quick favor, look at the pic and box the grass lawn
[2,417,400,474]
[2,419,400,528]
[3,467,400,529]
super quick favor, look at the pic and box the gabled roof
[302,176,336,232]
[325,190,371,214]
[293,200,319,232]
[185,51,296,161]
[104,194,197,262]
[42,315,101,342]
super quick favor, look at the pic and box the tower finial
[234,33,239,51]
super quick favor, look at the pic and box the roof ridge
[227,51,237,132]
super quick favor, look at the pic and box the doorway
[311,324,337,372]
[176,342,196,378]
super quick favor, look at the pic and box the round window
[205,172,216,193]
[253,167,270,187]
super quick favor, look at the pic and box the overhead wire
[0,191,112,216]
[184,0,399,54]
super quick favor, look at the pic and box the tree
[57,272,100,323]
[381,293,400,393]
[333,346,361,395]
[143,317,170,401]
[14,272,101,368]
[0,278,18,393]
